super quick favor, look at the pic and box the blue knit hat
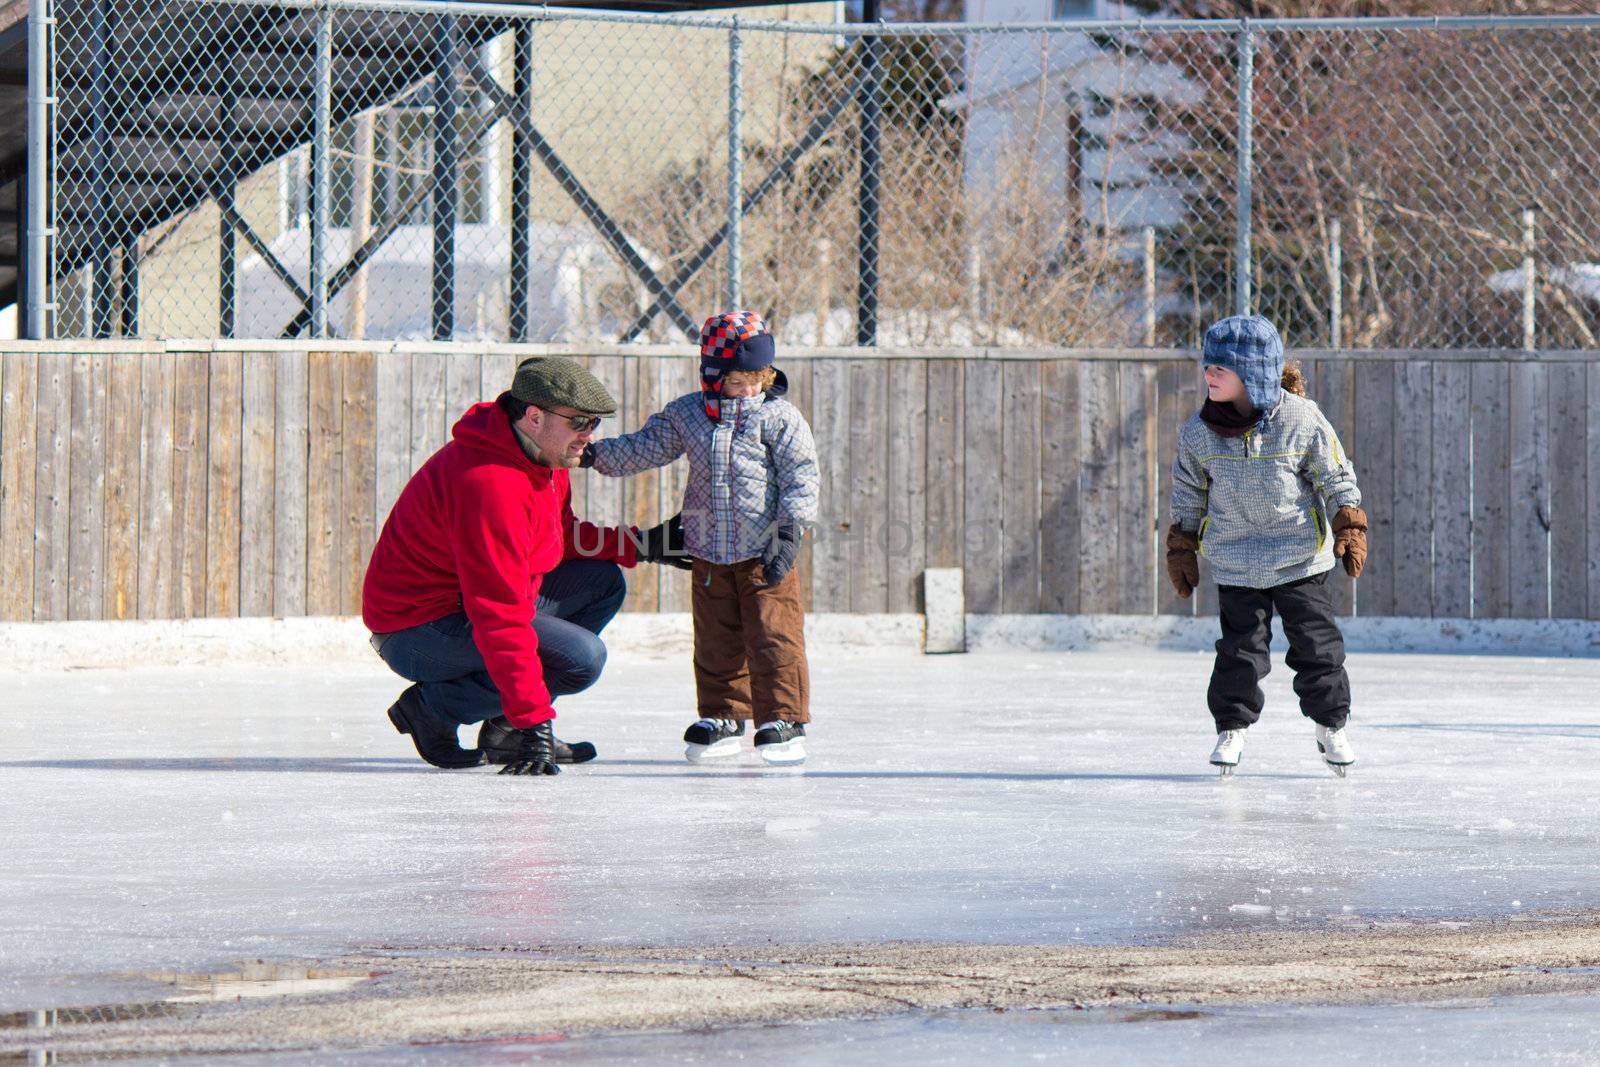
[1202,315,1284,412]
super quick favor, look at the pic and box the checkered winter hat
[700,310,775,419]
[1202,315,1285,412]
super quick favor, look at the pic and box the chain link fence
[38,2,1600,349]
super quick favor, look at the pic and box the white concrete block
[923,568,966,654]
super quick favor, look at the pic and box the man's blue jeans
[372,559,627,726]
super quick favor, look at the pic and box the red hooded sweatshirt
[361,401,636,727]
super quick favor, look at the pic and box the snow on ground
[2,640,1598,1058]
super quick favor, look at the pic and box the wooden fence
[1,343,1597,623]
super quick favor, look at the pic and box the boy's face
[721,371,765,399]
[1203,364,1246,404]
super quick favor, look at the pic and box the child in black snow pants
[1166,315,1369,777]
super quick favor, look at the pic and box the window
[1053,0,1097,17]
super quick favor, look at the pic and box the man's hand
[499,721,561,776]
[762,523,802,586]
[1165,523,1200,599]
[637,513,693,570]
[1332,505,1368,578]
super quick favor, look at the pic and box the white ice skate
[1209,729,1246,778]
[683,718,745,763]
[1315,724,1355,778]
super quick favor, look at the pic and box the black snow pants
[1209,570,1350,732]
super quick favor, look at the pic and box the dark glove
[578,444,596,468]
[1332,505,1368,578]
[498,720,561,777]
[761,523,802,586]
[637,513,692,571]
[1165,523,1199,599]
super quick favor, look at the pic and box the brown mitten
[1165,523,1200,599]
[1332,506,1368,578]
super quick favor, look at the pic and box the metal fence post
[509,22,533,343]
[1521,206,1536,352]
[857,1,882,346]
[1329,218,1342,348]
[310,1,333,338]
[25,0,50,338]
[726,17,743,310]
[432,13,460,342]
[89,0,112,337]
[1234,20,1254,318]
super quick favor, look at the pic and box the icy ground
[3,644,1599,1056]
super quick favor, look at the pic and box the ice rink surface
[3,642,1599,1059]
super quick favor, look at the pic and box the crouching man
[362,356,684,776]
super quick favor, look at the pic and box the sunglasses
[537,406,603,433]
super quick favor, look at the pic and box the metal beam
[89,0,114,338]
[432,14,461,341]
[310,3,333,337]
[509,22,533,342]
[856,0,881,346]
[464,49,699,340]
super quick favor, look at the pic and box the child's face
[721,371,765,399]
[1203,364,1246,404]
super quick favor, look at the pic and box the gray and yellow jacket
[1171,393,1360,589]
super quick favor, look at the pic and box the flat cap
[510,357,618,416]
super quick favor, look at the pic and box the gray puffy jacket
[590,376,820,565]
[1171,392,1361,589]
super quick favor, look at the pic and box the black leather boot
[387,685,484,769]
[478,716,597,765]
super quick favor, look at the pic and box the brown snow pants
[691,558,810,725]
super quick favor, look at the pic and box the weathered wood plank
[274,351,309,617]
[205,352,243,617]
[1507,363,1549,619]
[0,354,38,620]
[1040,360,1081,614]
[409,352,449,475]
[1429,362,1472,618]
[584,355,626,530]
[924,360,964,576]
[239,352,276,618]
[849,359,889,614]
[962,360,1004,614]
[809,360,851,613]
[1547,362,1587,620]
[886,359,927,613]
[172,354,210,619]
[32,355,71,621]
[1154,361,1190,616]
[1589,365,1600,620]
[67,354,108,620]
[656,355,696,614]
[1314,359,1356,615]
[341,351,378,616]
[1392,361,1433,616]
[1470,361,1511,619]
[784,358,815,614]
[373,351,411,536]
[1000,360,1040,614]
[1116,362,1155,615]
[1351,362,1395,616]
[305,351,343,617]
[446,349,483,425]
[1078,361,1120,614]
[621,355,659,614]
[102,353,141,621]
[137,353,176,619]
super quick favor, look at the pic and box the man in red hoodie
[362,357,686,776]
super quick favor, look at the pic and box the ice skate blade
[1326,762,1350,778]
[685,739,742,764]
[1212,762,1236,778]
[757,739,807,766]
